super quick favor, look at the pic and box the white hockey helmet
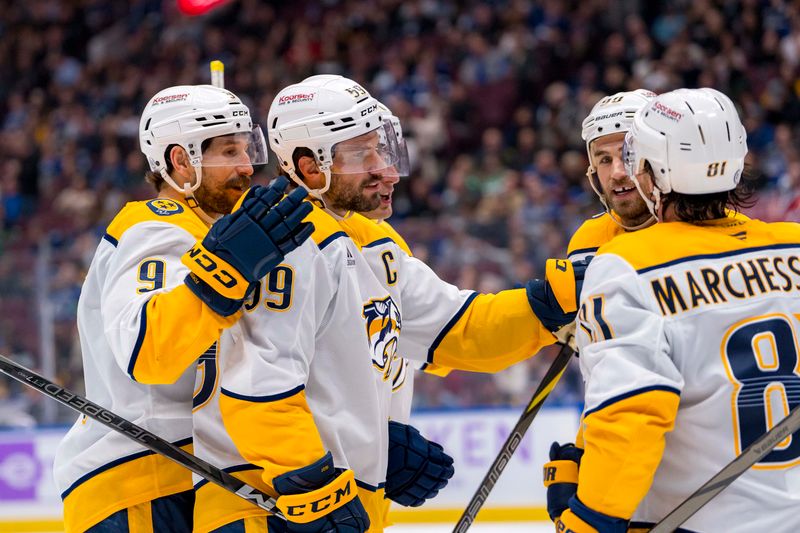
[267,76,402,200]
[623,87,747,217]
[139,84,268,197]
[581,89,656,229]
[581,89,657,148]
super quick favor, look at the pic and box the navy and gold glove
[525,258,590,331]
[555,496,629,533]
[385,421,455,507]
[273,451,369,533]
[543,441,583,521]
[183,176,314,316]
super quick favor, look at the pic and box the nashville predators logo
[147,199,184,216]
[362,296,402,381]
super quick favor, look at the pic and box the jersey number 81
[721,313,800,468]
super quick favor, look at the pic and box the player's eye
[342,150,368,163]
[599,156,612,165]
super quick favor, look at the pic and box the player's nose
[236,159,254,176]
[611,155,627,179]
[382,168,400,185]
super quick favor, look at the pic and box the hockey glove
[525,258,590,332]
[385,421,455,507]
[543,441,583,521]
[273,451,369,533]
[555,496,629,533]
[183,176,314,316]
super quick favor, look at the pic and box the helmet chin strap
[284,163,334,210]
[631,170,664,223]
[315,169,357,220]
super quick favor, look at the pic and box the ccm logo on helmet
[361,104,377,117]
[284,479,353,517]
[231,110,249,117]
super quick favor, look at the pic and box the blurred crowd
[1,0,799,424]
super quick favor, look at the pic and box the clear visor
[200,125,269,168]
[330,121,402,175]
[393,137,411,177]
[386,117,411,178]
[622,130,641,178]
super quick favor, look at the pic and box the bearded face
[591,132,652,228]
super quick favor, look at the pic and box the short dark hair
[143,139,213,192]
[659,164,757,222]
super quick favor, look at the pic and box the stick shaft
[650,403,800,533]
[210,60,225,88]
[452,343,574,532]
[0,354,279,515]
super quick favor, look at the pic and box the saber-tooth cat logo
[362,296,402,381]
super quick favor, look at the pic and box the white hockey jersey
[53,198,237,533]
[339,214,556,375]
[192,205,398,533]
[352,221,423,426]
[191,208,566,532]
[576,215,800,532]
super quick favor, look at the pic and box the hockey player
[543,89,658,522]
[566,89,658,264]
[542,89,758,524]
[555,88,800,532]
[362,102,461,528]
[361,101,422,426]
[53,85,313,533]
[191,77,423,533]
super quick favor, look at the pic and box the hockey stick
[210,60,225,88]
[649,402,800,533]
[0,353,283,518]
[453,341,575,532]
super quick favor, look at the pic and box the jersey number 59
[242,265,295,312]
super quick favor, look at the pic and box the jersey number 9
[137,259,166,293]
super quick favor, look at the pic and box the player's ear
[169,146,193,180]
[297,155,324,189]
